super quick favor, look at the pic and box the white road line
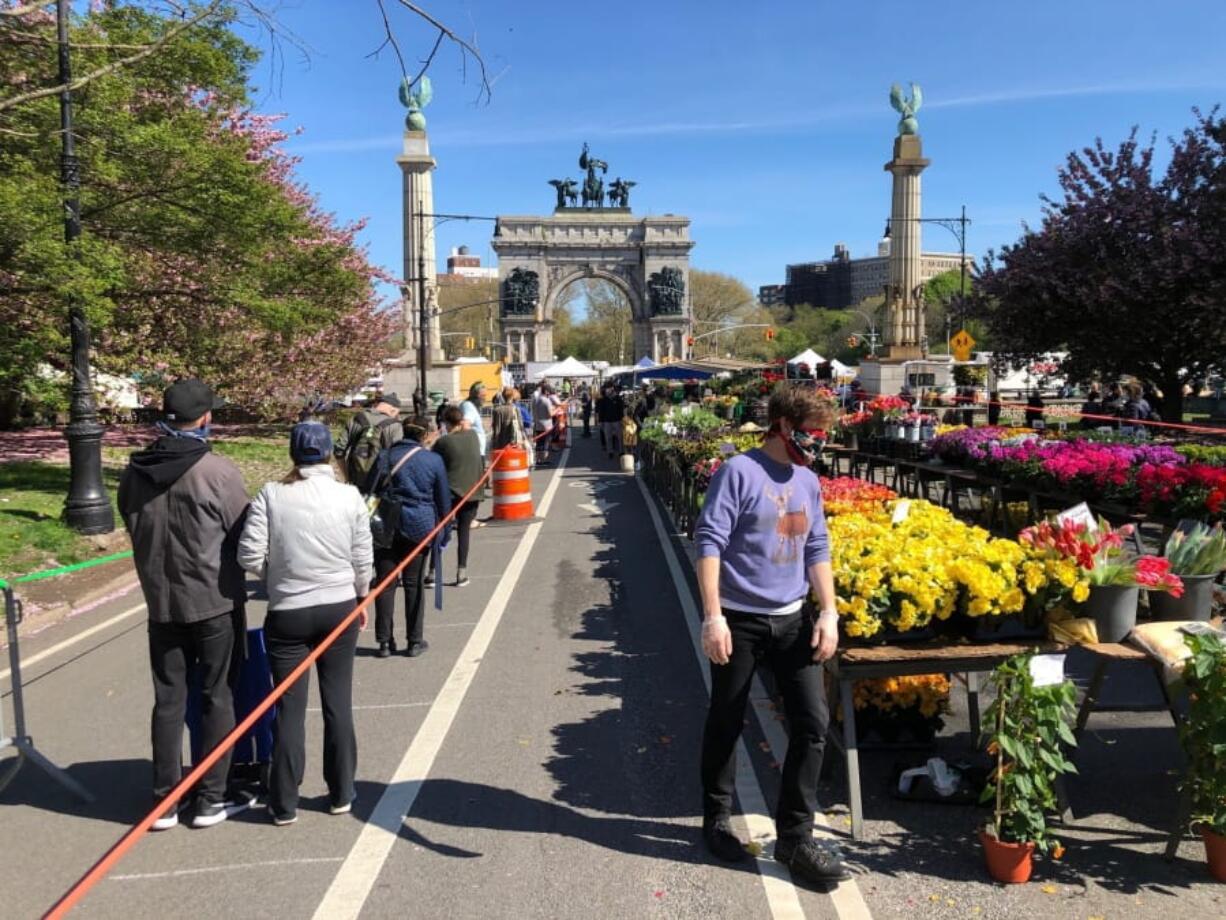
[111,857,343,881]
[0,601,145,683]
[312,447,571,920]
[306,711,436,716]
[638,474,875,920]
[748,676,874,920]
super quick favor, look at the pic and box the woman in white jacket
[238,422,373,825]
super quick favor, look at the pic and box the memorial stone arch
[492,145,694,366]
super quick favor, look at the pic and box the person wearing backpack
[367,417,451,658]
[334,395,403,492]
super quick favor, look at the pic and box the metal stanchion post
[0,586,94,801]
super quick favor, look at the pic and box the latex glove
[811,610,839,662]
[702,615,733,665]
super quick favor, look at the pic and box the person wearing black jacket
[118,379,250,831]
[1079,389,1104,430]
[595,385,625,459]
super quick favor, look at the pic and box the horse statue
[578,142,607,207]
[607,178,637,208]
[548,178,579,210]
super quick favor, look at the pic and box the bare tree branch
[369,0,408,80]
[0,0,226,114]
[392,0,491,103]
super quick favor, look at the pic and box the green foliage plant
[1163,523,1226,577]
[1177,444,1226,467]
[1181,631,1226,837]
[980,654,1079,853]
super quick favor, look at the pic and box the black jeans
[700,609,829,843]
[431,498,479,574]
[149,612,238,805]
[374,535,427,646]
[265,599,359,819]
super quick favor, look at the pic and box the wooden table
[825,637,1063,840]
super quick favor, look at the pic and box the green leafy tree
[0,3,395,420]
[438,279,498,357]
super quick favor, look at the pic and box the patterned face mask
[771,424,824,466]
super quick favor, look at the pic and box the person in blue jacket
[368,416,451,658]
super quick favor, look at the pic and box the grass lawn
[2,430,294,582]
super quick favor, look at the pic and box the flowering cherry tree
[0,3,398,419]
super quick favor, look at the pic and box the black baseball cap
[163,378,224,422]
[378,392,402,408]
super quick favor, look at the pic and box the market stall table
[825,637,1064,841]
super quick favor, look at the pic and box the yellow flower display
[829,499,1070,638]
[847,675,953,719]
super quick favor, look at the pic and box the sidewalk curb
[3,569,142,646]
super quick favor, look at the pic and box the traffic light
[764,327,775,341]
[847,335,860,348]
[686,336,695,346]
[465,336,475,350]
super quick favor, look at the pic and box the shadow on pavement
[395,777,700,862]
[0,757,151,825]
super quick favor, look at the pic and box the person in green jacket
[427,405,484,587]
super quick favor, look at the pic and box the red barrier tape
[848,389,1226,438]
[45,418,565,918]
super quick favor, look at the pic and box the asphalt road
[3,431,1222,920]
[1,433,846,919]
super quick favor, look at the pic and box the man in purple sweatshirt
[693,384,851,886]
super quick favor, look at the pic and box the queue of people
[118,378,522,830]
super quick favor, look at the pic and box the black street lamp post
[884,205,971,350]
[400,211,499,411]
[57,0,113,534]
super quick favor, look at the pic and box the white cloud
[287,80,1224,156]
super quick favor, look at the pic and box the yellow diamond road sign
[951,329,976,361]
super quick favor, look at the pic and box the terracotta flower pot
[979,829,1035,884]
[1203,826,1226,882]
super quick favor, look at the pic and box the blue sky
[245,0,1226,302]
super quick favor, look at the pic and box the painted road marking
[638,474,874,920]
[111,857,343,881]
[312,447,571,920]
[0,601,145,683]
[306,711,436,716]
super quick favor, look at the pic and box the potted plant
[1151,523,1226,621]
[979,654,1079,883]
[1018,517,1184,642]
[1179,630,1226,881]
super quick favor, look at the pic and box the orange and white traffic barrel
[492,446,534,520]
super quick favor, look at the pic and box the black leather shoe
[376,642,392,658]
[703,818,748,863]
[775,837,852,885]
[406,640,429,658]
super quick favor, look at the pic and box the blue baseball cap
[290,421,333,465]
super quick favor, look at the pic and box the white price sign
[1029,654,1066,687]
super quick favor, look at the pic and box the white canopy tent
[829,359,853,378]
[787,348,824,367]
[533,356,597,379]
